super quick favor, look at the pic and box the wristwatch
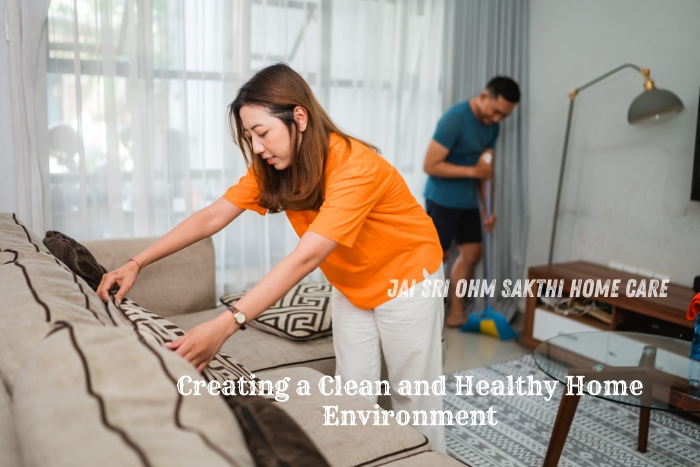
[227,305,247,330]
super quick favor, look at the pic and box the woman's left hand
[166,313,236,372]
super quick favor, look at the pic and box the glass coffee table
[533,331,700,467]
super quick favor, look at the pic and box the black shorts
[425,200,482,251]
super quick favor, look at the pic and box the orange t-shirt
[224,133,442,309]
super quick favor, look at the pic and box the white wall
[0,0,18,215]
[528,0,700,287]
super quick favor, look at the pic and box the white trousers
[332,268,446,453]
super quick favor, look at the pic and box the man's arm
[423,139,493,179]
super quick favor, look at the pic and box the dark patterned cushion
[112,297,259,387]
[43,230,108,291]
[223,394,330,467]
[220,283,332,341]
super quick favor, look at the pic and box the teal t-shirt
[424,101,499,209]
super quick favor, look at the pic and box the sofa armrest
[82,237,216,317]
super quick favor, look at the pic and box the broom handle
[485,178,493,309]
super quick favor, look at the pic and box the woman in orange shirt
[98,63,446,451]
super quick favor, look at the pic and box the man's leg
[425,200,457,262]
[445,208,483,327]
[445,242,482,327]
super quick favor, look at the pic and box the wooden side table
[523,261,695,350]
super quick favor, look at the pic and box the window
[47,0,445,292]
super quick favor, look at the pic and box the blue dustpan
[461,305,517,340]
[460,178,517,340]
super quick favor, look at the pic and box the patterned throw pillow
[110,297,261,388]
[220,283,332,341]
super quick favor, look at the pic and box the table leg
[637,346,656,453]
[543,391,581,467]
[638,407,650,452]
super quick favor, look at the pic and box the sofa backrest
[82,236,216,317]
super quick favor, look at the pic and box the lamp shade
[628,88,684,124]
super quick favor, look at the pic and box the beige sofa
[82,236,338,377]
[0,213,463,467]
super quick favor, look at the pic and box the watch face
[235,312,246,324]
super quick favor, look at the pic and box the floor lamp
[548,64,684,265]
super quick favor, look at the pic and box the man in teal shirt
[423,77,520,327]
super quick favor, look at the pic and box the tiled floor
[442,312,530,374]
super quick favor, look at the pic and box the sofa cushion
[379,451,465,465]
[0,382,21,467]
[43,230,109,291]
[109,298,331,466]
[169,307,336,376]
[0,226,114,393]
[223,394,330,467]
[0,213,50,254]
[110,297,258,388]
[82,236,216,317]
[220,282,332,341]
[13,322,255,467]
[257,367,431,467]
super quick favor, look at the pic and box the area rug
[444,355,700,467]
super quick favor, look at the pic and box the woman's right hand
[96,260,140,304]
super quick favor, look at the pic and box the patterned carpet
[444,355,700,466]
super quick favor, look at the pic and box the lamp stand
[548,64,646,265]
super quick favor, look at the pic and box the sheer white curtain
[46,0,445,295]
[7,0,52,234]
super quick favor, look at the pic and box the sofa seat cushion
[169,307,336,376]
[380,451,465,465]
[256,367,431,467]
[13,322,255,467]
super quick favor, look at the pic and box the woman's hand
[166,313,237,372]
[96,260,140,304]
[165,230,336,373]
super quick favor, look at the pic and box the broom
[460,155,517,340]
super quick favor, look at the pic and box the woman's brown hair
[228,63,378,212]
